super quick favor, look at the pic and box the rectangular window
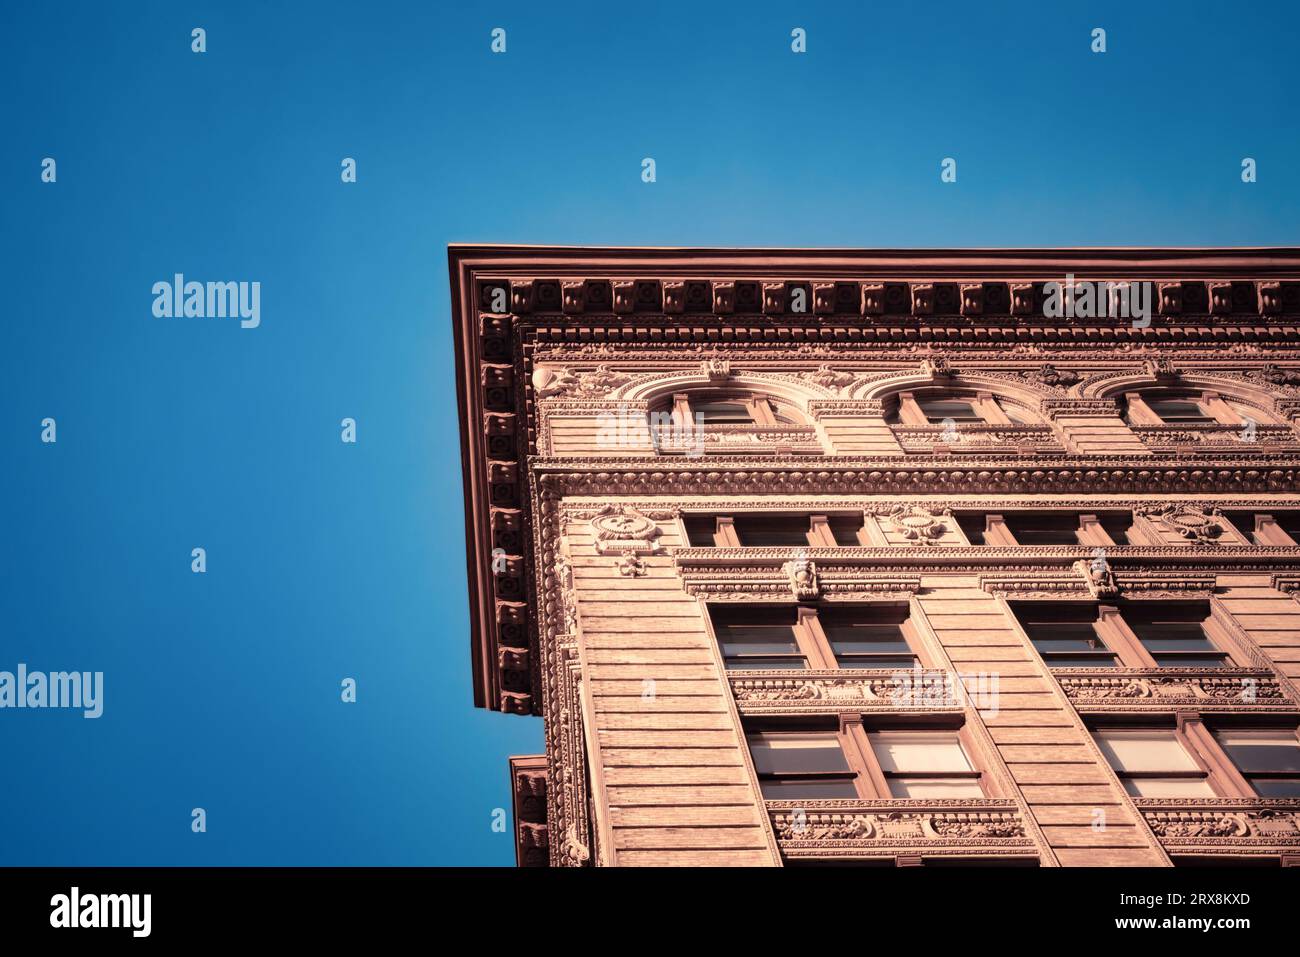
[918,397,983,423]
[1276,513,1300,543]
[1224,511,1300,546]
[685,513,863,547]
[692,398,755,424]
[1003,513,1083,545]
[748,731,859,798]
[710,607,806,670]
[1093,729,1215,797]
[1214,730,1300,798]
[868,732,983,798]
[1094,512,1133,545]
[1013,605,1118,667]
[1146,397,1216,425]
[1121,604,1228,668]
[816,604,917,670]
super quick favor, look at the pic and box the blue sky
[1,1,1296,865]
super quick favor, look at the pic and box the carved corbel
[783,558,820,601]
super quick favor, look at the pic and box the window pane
[918,398,981,422]
[1095,731,1200,773]
[694,399,754,424]
[1032,634,1108,652]
[1122,777,1217,798]
[731,515,813,546]
[1251,778,1300,798]
[718,625,799,657]
[1043,655,1118,668]
[837,656,918,671]
[829,634,913,656]
[1147,398,1214,423]
[1005,515,1082,545]
[748,733,849,774]
[1215,731,1300,773]
[1151,655,1225,669]
[728,657,806,671]
[760,778,860,799]
[871,733,972,773]
[888,778,984,798]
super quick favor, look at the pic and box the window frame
[1010,601,1245,670]
[669,391,804,429]
[747,718,993,801]
[1092,726,1218,798]
[707,602,930,673]
[1212,727,1300,798]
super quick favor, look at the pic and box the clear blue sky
[1,1,1296,865]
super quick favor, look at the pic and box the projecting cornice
[448,246,1300,714]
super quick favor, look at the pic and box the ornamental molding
[1056,669,1294,711]
[783,557,820,600]
[1136,503,1231,544]
[1039,397,1121,419]
[588,504,663,555]
[532,364,634,399]
[1273,575,1300,600]
[980,568,1216,602]
[494,276,1300,320]
[872,504,951,544]
[534,460,1300,496]
[1132,800,1300,847]
[729,669,960,714]
[767,802,1035,854]
[674,546,1300,574]
[680,568,922,604]
[531,342,1300,363]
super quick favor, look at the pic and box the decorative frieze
[768,801,1035,860]
[729,669,960,714]
[891,424,1063,453]
[1055,669,1293,711]
[980,570,1217,601]
[1133,800,1300,852]
[1131,424,1300,450]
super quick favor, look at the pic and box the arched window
[1123,389,1271,427]
[659,392,806,428]
[885,389,1034,427]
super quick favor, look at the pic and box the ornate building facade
[450,247,1300,867]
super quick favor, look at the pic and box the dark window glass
[748,732,859,799]
[1214,730,1300,797]
[1096,513,1133,545]
[918,397,983,423]
[1004,514,1082,545]
[1275,513,1300,542]
[693,399,754,424]
[684,514,718,547]
[1146,397,1215,424]
[955,513,987,545]
[1122,605,1226,668]
[732,515,812,547]
[1014,605,1117,667]
[818,605,916,670]
[711,607,805,670]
